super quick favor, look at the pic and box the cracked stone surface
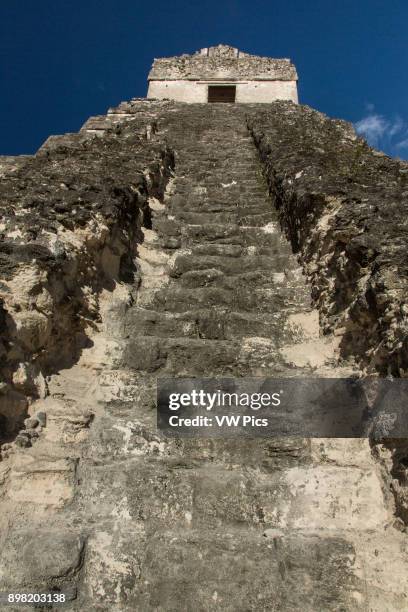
[0,100,408,610]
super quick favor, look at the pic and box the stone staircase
[0,104,407,611]
[130,108,325,377]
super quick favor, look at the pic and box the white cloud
[389,116,404,137]
[354,114,388,146]
[354,107,408,159]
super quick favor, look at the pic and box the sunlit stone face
[147,44,299,104]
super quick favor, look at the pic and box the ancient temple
[147,44,298,103]
[0,44,408,610]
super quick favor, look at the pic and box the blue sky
[1,0,407,158]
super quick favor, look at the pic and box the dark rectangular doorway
[208,85,236,103]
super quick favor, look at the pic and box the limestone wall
[147,79,298,103]
[147,44,298,104]
[236,80,298,103]
[148,80,207,102]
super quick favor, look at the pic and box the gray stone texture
[0,98,408,610]
[148,45,297,81]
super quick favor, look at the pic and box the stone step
[179,241,295,259]
[170,253,299,277]
[88,399,312,469]
[124,308,199,339]
[177,163,262,174]
[172,194,269,208]
[181,223,242,244]
[81,525,366,611]
[117,332,321,377]
[242,226,292,248]
[149,283,310,314]
[117,336,238,375]
[189,243,244,257]
[175,153,257,164]
[173,184,266,199]
[177,169,263,180]
[174,178,265,190]
[179,223,289,248]
[168,197,270,213]
[238,212,276,226]
[80,448,389,532]
[171,211,240,226]
[0,528,85,599]
[124,307,317,345]
[174,268,288,290]
[172,436,312,470]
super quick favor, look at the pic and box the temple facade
[147,44,298,103]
